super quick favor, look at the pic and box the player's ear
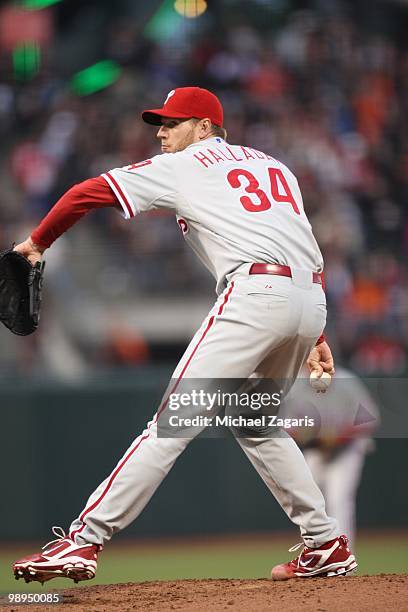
[197,118,212,139]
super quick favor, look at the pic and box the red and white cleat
[13,526,101,584]
[271,534,357,580]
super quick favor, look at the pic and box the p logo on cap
[164,90,176,104]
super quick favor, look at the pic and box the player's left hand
[306,340,335,377]
[14,237,45,266]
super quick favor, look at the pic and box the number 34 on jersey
[227,167,300,215]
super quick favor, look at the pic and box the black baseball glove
[0,247,45,336]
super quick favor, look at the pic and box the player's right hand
[14,237,45,266]
[306,341,335,377]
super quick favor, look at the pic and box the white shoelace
[42,526,67,551]
[288,541,305,568]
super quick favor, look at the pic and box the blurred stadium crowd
[0,0,407,378]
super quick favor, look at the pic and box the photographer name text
[168,415,315,428]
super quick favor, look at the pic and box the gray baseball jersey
[102,137,323,293]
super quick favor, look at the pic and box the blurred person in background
[284,365,380,547]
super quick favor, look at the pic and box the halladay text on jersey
[192,144,275,168]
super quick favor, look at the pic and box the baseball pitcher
[12,87,356,582]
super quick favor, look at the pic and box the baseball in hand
[309,371,332,392]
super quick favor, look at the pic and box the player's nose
[157,125,166,138]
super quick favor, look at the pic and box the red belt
[249,263,322,285]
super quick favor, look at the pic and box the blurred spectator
[103,324,150,367]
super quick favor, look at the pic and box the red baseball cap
[142,87,223,127]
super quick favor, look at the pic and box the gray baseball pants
[69,270,339,548]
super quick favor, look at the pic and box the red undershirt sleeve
[31,176,119,249]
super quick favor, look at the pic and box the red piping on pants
[70,282,235,541]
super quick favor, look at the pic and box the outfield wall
[1,370,407,541]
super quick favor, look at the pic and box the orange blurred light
[174,0,207,18]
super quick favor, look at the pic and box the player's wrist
[29,236,46,254]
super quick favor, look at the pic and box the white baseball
[309,371,332,392]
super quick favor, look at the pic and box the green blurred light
[21,0,63,9]
[71,61,122,96]
[12,42,41,81]
[145,0,182,41]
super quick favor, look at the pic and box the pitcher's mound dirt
[13,574,408,612]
